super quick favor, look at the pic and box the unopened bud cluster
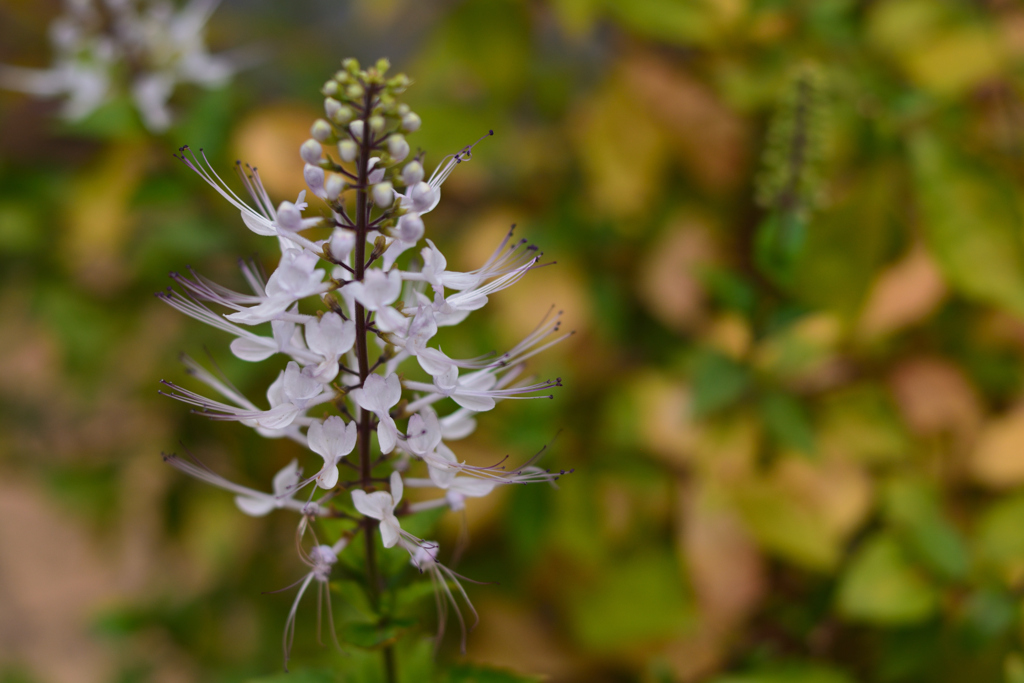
[160,57,570,668]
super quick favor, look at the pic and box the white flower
[399,538,477,653]
[306,416,357,489]
[304,312,356,382]
[229,319,308,363]
[347,268,401,312]
[406,475,496,512]
[161,360,333,431]
[0,0,243,131]
[226,250,331,325]
[281,536,347,671]
[350,373,402,454]
[394,131,492,216]
[351,471,405,548]
[176,148,322,250]
[163,455,313,517]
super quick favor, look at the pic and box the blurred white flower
[0,0,247,131]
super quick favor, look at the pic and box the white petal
[450,477,496,497]
[418,347,454,377]
[317,464,339,489]
[230,337,276,362]
[377,415,398,454]
[240,210,278,236]
[451,392,495,412]
[234,495,276,516]
[379,518,400,548]
[390,470,404,505]
[272,459,302,496]
[351,489,392,520]
[254,404,303,430]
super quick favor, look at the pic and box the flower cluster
[159,58,570,668]
[0,0,240,131]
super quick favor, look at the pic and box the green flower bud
[401,160,424,186]
[332,105,354,125]
[346,83,364,100]
[338,140,357,162]
[369,115,386,132]
[342,57,359,73]
[324,97,342,120]
[401,112,421,132]
[325,173,345,200]
[387,134,409,162]
[388,74,410,91]
[311,119,333,142]
[322,81,339,97]
[372,182,394,207]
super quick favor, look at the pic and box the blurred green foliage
[6,0,1024,681]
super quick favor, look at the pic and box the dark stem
[352,83,397,683]
[777,73,811,214]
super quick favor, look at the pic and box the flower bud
[388,74,410,91]
[342,57,359,73]
[325,174,345,200]
[372,182,394,208]
[397,103,410,116]
[369,115,386,132]
[376,57,391,74]
[324,97,342,120]
[401,112,421,132]
[276,201,303,231]
[300,139,322,164]
[397,212,424,243]
[322,80,339,96]
[409,181,434,211]
[311,119,333,142]
[332,105,353,125]
[346,83,364,99]
[304,163,325,195]
[401,160,424,186]
[349,120,364,140]
[387,134,409,162]
[338,140,357,162]
[330,227,355,261]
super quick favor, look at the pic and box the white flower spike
[161,60,569,668]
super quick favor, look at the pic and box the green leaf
[443,664,543,683]
[836,534,940,624]
[962,587,1016,643]
[974,493,1024,574]
[760,391,815,455]
[755,211,808,288]
[690,349,751,417]
[339,618,416,650]
[910,133,1024,316]
[603,0,725,47]
[735,479,839,571]
[792,164,902,314]
[565,549,694,651]
[884,479,969,581]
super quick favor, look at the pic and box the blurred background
[4,0,1024,681]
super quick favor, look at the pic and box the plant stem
[353,84,397,683]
